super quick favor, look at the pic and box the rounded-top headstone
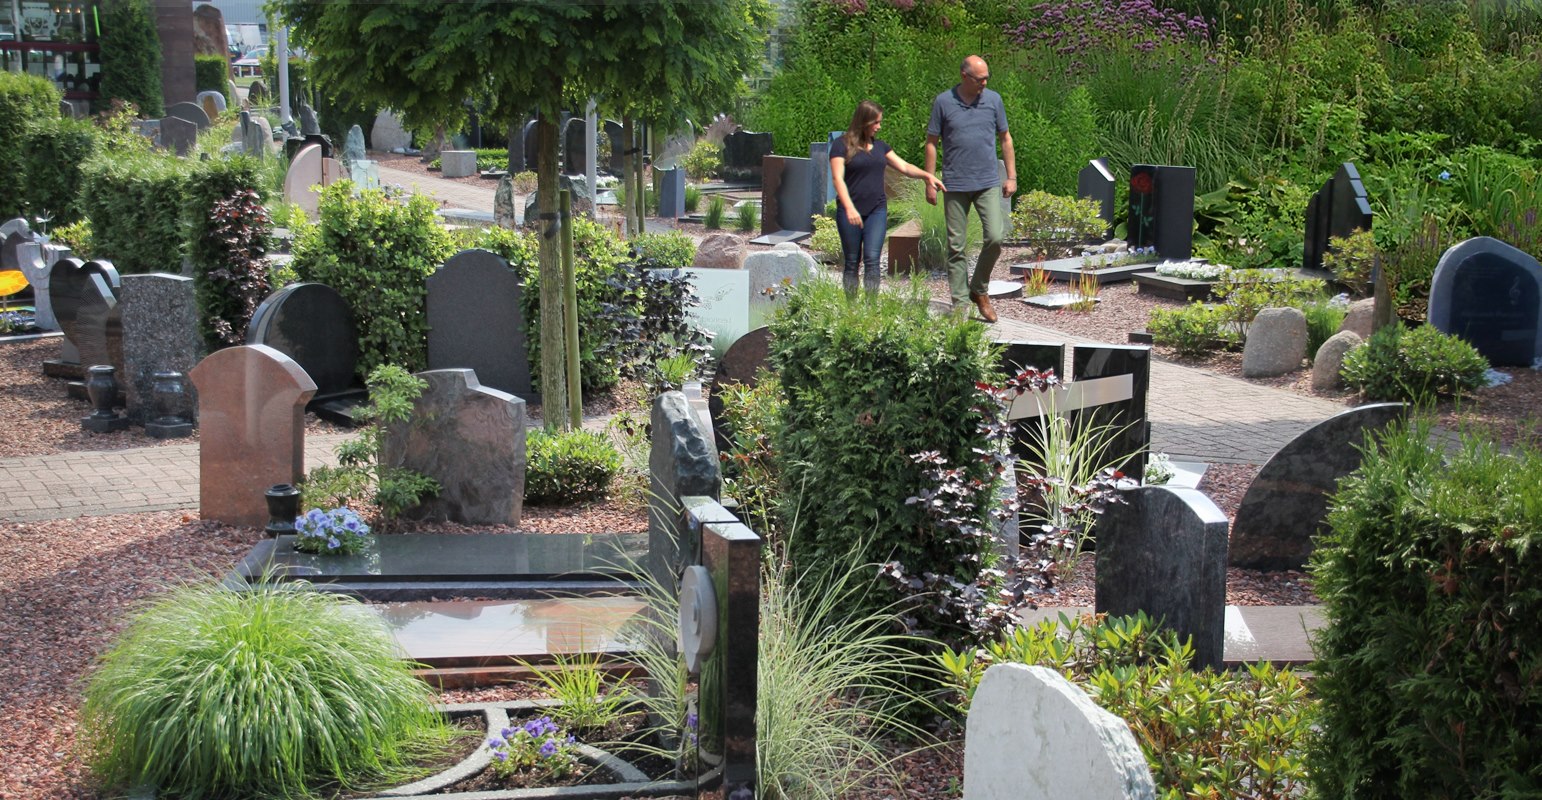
[166,101,212,129]
[1427,236,1542,366]
[1241,306,1308,377]
[245,282,359,398]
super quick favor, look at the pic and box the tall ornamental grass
[81,579,452,799]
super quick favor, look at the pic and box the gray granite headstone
[1427,236,1541,367]
[744,244,817,330]
[494,174,517,228]
[381,369,526,525]
[245,282,360,399]
[371,109,412,153]
[658,168,686,219]
[342,124,366,170]
[1095,485,1228,670]
[648,391,722,589]
[120,273,204,424]
[298,102,320,136]
[49,258,122,375]
[161,115,199,157]
[1077,158,1116,240]
[0,217,34,271]
[166,101,212,129]
[757,155,815,238]
[1230,403,1406,571]
[195,90,227,115]
[16,241,70,330]
[426,248,535,401]
[603,119,624,175]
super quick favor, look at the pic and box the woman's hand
[846,206,861,227]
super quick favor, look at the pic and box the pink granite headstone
[189,344,317,527]
[283,143,324,218]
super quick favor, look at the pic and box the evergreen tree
[99,0,163,117]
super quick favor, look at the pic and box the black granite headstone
[522,118,541,174]
[603,119,625,175]
[707,326,771,458]
[1127,164,1157,250]
[1303,162,1373,273]
[425,249,535,400]
[1095,485,1228,670]
[1230,403,1405,571]
[1077,159,1115,239]
[1153,165,1195,261]
[1427,236,1542,366]
[165,101,211,129]
[1072,344,1151,481]
[245,282,360,399]
[562,117,587,175]
[809,140,831,215]
[721,130,774,177]
[758,155,814,237]
[302,133,334,159]
[690,498,760,799]
[658,168,687,219]
[995,340,1065,464]
[161,115,198,157]
[48,258,122,376]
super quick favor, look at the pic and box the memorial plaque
[1127,165,1157,250]
[682,268,750,358]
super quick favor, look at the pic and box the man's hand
[926,184,939,206]
[1002,177,1017,197]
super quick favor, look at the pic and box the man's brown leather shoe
[971,292,998,323]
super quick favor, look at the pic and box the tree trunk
[536,111,570,430]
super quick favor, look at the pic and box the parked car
[232,47,266,78]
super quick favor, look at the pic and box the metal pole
[276,25,291,125]
[560,189,582,430]
[585,99,598,219]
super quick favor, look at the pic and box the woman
[830,100,945,295]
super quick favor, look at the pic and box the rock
[1241,307,1308,377]
[1311,330,1362,390]
[494,174,517,228]
[370,109,412,153]
[1339,298,1375,339]
[692,233,747,269]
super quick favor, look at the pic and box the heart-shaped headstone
[49,258,122,371]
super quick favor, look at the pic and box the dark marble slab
[1078,158,1116,240]
[233,532,648,583]
[1427,236,1541,366]
[1153,165,1196,261]
[1132,271,1216,301]
[1073,344,1152,481]
[695,500,760,799]
[1009,256,1155,285]
[1303,162,1373,273]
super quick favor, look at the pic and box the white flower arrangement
[1155,261,1230,281]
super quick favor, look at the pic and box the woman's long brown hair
[842,99,883,156]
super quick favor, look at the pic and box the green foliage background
[0,72,62,219]
[20,116,98,226]
[97,0,163,117]
[79,150,192,274]
[193,54,232,111]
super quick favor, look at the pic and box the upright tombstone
[995,339,1066,464]
[706,325,771,458]
[561,117,587,175]
[743,244,817,331]
[245,282,361,405]
[808,139,832,215]
[236,111,265,159]
[161,115,199,156]
[381,369,526,525]
[1095,485,1229,669]
[282,143,325,217]
[371,109,412,153]
[1427,236,1542,366]
[494,173,518,228]
[602,119,625,175]
[522,118,541,173]
[298,102,321,136]
[720,130,773,179]
[166,101,212,130]
[196,90,227,117]
[1072,344,1152,480]
[0,217,33,271]
[1077,159,1116,240]
[964,664,1155,800]
[1127,164,1194,259]
[658,167,687,218]
[648,391,722,590]
[440,150,477,178]
[189,345,317,527]
[754,155,815,244]
[253,115,275,155]
[47,258,122,379]
[1303,162,1373,273]
[119,274,204,424]
[426,249,536,400]
[1127,165,1157,250]
[17,241,71,330]
[1230,403,1406,571]
[342,124,366,170]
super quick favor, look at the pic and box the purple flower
[487,736,505,749]
[539,740,558,757]
[493,749,509,762]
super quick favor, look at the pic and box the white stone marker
[964,664,1155,800]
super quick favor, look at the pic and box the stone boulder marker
[1311,330,1361,391]
[1230,403,1405,571]
[342,124,366,170]
[49,258,122,376]
[1096,486,1229,670]
[1427,236,1542,366]
[1241,307,1308,377]
[692,233,747,269]
[494,174,517,228]
[245,282,360,402]
[649,391,722,589]
[1339,297,1375,340]
[964,664,1155,800]
[371,109,411,152]
[382,369,526,525]
[120,274,204,423]
[426,249,535,400]
[190,344,317,528]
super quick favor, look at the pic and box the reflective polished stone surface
[368,597,647,666]
[238,532,649,583]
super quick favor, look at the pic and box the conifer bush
[0,71,61,218]
[79,149,192,273]
[97,0,163,117]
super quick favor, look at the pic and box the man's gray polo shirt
[927,86,1009,193]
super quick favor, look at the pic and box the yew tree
[274,0,769,426]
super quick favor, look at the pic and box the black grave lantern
[264,484,302,538]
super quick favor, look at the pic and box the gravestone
[603,119,624,175]
[236,111,265,159]
[494,174,517,228]
[1077,158,1116,240]
[1241,307,1308,377]
[1339,297,1375,339]
[658,168,686,218]
[707,325,771,458]
[440,150,477,178]
[342,124,366,170]
[0,217,33,271]
[120,274,204,424]
[192,4,229,57]
[964,664,1155,800]
[1230,403,1405,571]
[1427,236,1542,366]
[189,344,317,527]
[381,369,526,525]
[682,267,749,358]
[196,90,227,116]
[161,115,198,157]
[246,79,268,104]
[648,391,721,590]
[351,159,379,190]
[809,140,831,215]
[16,241,71,330]
[372,109,412,152]
[1072,344,1152,481]
[1127,165,1157,250]
[720,130,773,179]
[755,155,815,243]
[426,249,535,400]
[561,117,586,175]
[1303,163,1373,273]
[134,119,160,148]
[1153,165,1195,260]
[743,244,817,331]
[1095,485,1228,669]
[48,258,122,378]
[522,119,541,172]
[994,339,1065,464]
[692,233,746,269]
[245,282,360,402]
[298,102,320,136]
[166,101,212,129]
[282,143,325,217]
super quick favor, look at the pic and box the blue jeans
[836,204,887,296]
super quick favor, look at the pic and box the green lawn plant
[683,184,702,213]
[714,376,785,548]
[524,428,622,506]
[808,214,840,262]
[1212,270,1327,334]
[81,578,452,799]
[1147,302,1237,357]
[1340,323,1489,403]
[517,652,634,735]
[735,200,757,232]
[0,70,61,219]
[703,194,726,230]
[301,365,440,520]
[1311,422,1542,798]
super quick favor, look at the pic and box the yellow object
[0,271,29,298]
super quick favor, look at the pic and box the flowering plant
[486,716,581,781]
[292,507,371,555]
[1155,261,1230,281]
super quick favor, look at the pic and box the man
[925,54,1016,323]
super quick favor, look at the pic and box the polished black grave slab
[232,532,648,599]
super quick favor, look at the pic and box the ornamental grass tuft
[81,578,452,799]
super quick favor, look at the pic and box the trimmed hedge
[1312,424,1542,798]
[184,157,267,349]
[20,116,98,226]
[79,150,192,274]
[194,54,232,111]
[97,0,163,117]
[0,72,62,219]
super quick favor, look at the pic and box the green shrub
[291,183,454,378]
[1311,423,1542,798]
[510,170,538,194]
[79,150,192,273]
[716,377,785,545]
[193,54,231,112]
[1301,298,1348,363]
[684,184,702,213]
[629,230,696,269]
[1213,270,1325,333]
[525,428,621,505]
[97,0,163,117]
[1147,302,1235,357]
[735,201,757,232]
[1340,324,1489,402]
[679,139,721,181]
[192,188,272,350]
[940,613,1314,799]
[1008,190,1106,253]
[0,71,61,218]
[51,219,93,257]
[81,578,452,799]
[703,194,726,230]
[20,116,99,225]
[809,214,841,261]
[303,365,440,520]
[769,279,998,641]
[1323,229,1378,295]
